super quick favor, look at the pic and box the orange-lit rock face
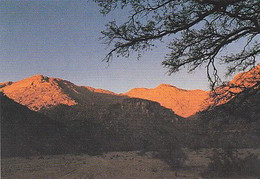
[230,65,260,88]
[211,65,260,105]
[1,65,258,117]
[0,81,13,88]
[125,84,209,118]
[0,75,126,111]
[0,75,77,111]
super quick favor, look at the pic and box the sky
[0,0,243,93]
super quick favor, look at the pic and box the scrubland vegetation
[2,149,259,179]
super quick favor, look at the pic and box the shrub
[153,147,187,169]
[203,149,260,177]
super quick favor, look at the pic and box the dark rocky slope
[0,93,68,157]
[183,87,260,149]
[41,98,183,153]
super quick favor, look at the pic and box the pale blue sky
[0,0,244,93]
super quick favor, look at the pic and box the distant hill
[124,84,209,117]
[0,75,126,111]
[0,93,68,157]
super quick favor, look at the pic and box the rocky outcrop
[120,98,180,121]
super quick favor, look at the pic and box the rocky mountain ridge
[1,65,259,157]
[0,74,209,118]
[1,64,259,118]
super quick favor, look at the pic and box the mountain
[209,65,260,106]
[42,97,182,152]
[1,65,259,157]
[192,87,260,148]
[0,92,68,157]
[0,75,126,111]
[1,91,183,157]
[184,65,260,148]
[1,65,258,119]
[230,64,260,88]
[124,84,209,117]
[0,75,203,118]
[0,75,184,155]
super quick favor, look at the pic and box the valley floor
[2,149,259,179]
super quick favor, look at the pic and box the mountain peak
[0,75,77,110]
[155,84,187,91]
[33,74,45,78]
[29,74,45,79]
[26,74,52,83]
[157,84,175,88]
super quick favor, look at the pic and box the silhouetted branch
[95,0,260,88]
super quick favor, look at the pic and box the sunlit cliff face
[0,75,126,112]
[0,75,77,111]
[124,84,209,118]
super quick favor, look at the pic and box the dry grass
[2,149,259,179]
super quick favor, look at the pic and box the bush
[203,149,260,177]
[153,147,187,169]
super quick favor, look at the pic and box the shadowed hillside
[1,91,184,157]
[196,87,260,148]
[183,66,260,149]
[41,98,183,152]
[0,93,68,157]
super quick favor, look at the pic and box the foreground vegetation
[2,148,259,179]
